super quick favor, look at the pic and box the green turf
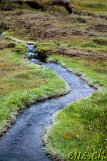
[45,55,107,160]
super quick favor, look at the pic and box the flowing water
[0,44,95,161]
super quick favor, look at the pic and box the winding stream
[0,43,95,161]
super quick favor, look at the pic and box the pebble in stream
[0,44,95,161]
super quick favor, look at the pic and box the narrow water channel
[0,43,95,161]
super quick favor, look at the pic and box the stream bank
[0,43,95,161]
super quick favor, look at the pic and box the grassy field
[0,38,67,134]
[44,55,107,160]
[0,0,107,160]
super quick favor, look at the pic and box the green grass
[59,37,107,53]
[0,2,22,10]
[48,56,107,87]
[45,55,107,160]
[0,38,67,132]
[81,38,107,53]
[71,0,107,15]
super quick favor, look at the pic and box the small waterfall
[27,43,46,64]
[27,43,37,59]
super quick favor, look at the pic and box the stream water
[0,43,95,161]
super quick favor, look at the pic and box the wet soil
[0,44,94,161]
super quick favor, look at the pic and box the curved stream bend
[0,44,95,161]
